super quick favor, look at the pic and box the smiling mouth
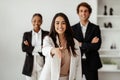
[57,28,64,31]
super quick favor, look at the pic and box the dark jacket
[72,22,102,70]
[22,30,49,76]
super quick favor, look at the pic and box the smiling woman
[21,13,49,80]
[39,12,82,80]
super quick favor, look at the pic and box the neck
[59,34,65,41]
[34,28,40,33]
[58,34,66,47]
[80,20,88,26]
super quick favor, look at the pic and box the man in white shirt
[72,2,102,80]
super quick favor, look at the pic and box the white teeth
[82,16,85,18]
[57,28,63,30]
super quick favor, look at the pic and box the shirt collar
[80,21,89,28]
[32,29,41,35]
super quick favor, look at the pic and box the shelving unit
[97,0,120,80]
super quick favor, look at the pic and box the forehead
[32,16,41,20]
[79,6,89,10]
[55,16,65,21]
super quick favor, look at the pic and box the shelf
[99,49,120,52]
[100,55,120,58]
[99,49,120,58]
[100,28,120,31]
[97,15,120,18]
[99,69,120,72]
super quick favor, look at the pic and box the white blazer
[39,36,82,80]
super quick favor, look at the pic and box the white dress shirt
[32,30,42,55]
[80,22,88,59]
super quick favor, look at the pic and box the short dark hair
[77,2,92,14]
[32,13,42,21]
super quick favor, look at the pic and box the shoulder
[72,22,79,28]
[88,22,100,31]
[23,30,32,35]
[89,22,99,28]
[43,36,52,42]
[41,29,49,34]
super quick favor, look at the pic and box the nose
[35,21,38,25]
[58,23,62,27]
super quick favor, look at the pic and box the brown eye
[62,22,66,25]
[80,10,83,12]
[55,21,59,25]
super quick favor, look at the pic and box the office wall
[0,0,97,80]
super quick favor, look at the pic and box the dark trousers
[82,59,98,80]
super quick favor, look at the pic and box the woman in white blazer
[39,13,82,80]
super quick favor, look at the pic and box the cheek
[63,25,66,30]
[32,22,35,26]
[55,26,58,31]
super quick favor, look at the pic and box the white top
[32,29,42,55]
[80,22,88,38]
[39,36,82,80]
[80,22,88,59]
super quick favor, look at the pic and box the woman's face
[55,16,66,35]
[32,16,42,32]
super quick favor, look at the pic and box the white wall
[0,0,97,80]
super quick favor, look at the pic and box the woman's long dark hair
[49,12,77,56]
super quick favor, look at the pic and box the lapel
[69,50,76,80]
[27,31,32,45]
[76,23,84,41]
[51,36,61,80]
[84,22,92,41]
[41,30,44,46]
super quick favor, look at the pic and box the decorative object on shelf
[104,23,108,28]
[110,43,116,49]
[104,5,107,15]
[108,22,112,28]
[110,7,113,15]
[104,22,112,28]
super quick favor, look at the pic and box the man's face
[78,6,90,22]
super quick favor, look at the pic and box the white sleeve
[74,39,82,80]
[42,36,54,57]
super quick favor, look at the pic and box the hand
[24,40,29,46]
[51,47,63,58]
[91,36,99,43]
[79,42,82,47]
